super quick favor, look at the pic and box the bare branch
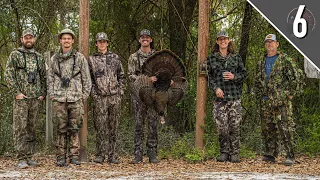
[212,5,238,22]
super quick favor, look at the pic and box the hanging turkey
[132,49,187,124]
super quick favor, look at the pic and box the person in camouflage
[128,29,162,164]
[88,32,125,164]
[47,29,91,166]
[254,34,300,166]
[206,31,246,163]
[4,28,46,169]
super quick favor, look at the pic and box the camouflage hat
[95,32,109,42]
[140,29,151,37]
[22,28,34,37]
[264,34,277,42]
[216,31,229,39]
[58,29,76,39]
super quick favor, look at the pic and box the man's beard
[23,42,34,49]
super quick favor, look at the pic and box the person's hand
[170,80,174,87]
[50,96,54,100]
[150,76,157,83]
[216,88,224,98]
[16,93,27,100]
[223,72,235,80]
[38,96,44,101]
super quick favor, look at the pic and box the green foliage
[185,148,203,163]
[239,145,256,158]
[296,85,320,154]
[204,141,220,160]
[167,133,195,159]
[0,85,13,155]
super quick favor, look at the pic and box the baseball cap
[22,28,34,37]
[95,32,109,42]
[216,31,229,39]
[264,34,277,42]
[58,29,76,39]
[140,29,151,37]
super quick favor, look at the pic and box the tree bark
[195,0,209,149]
[10,0,21,47]
[79,0,90,162]
[239,1,252,67]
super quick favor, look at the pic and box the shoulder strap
[56,53,77,78]
[137,52,141,71]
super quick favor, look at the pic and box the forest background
[0,0,319,162]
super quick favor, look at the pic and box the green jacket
[254,52,298,106]
[47,48,91,102]
[5,47,46,98]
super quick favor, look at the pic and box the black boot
[129,154,143,164]
[216,153,229,162]
[56,157,66,167]
[93,156,105,164]
[230,154,240,163]
[70,157,81,166]
[262,155,275,163]
[283,156,294,166]
[107,157,120,164]
[148,151,159,164]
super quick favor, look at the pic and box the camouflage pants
[53,100,83,160]
[93,94,121,160]
[213,99,242,155]
[261,100,295,158]
[131,96,158,157]
[12,98,39,160]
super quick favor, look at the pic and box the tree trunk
[167,0,197,133]
[79,0,90,162]
[10,0,21,47]
[239,2,252,67]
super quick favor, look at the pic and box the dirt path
[0,155,319,179]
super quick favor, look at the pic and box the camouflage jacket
[88,51,125,96]
[207,52,246,102]
[47,48,91,102]
[128,49,155,84]
[4,47,46,98]
[254,52,298,106]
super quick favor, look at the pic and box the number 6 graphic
[293,5,307,38]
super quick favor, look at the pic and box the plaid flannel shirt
[207,52,246,102]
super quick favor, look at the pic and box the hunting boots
[129,151,143,164]
[93,156,104,164]
[148,150,159,164]
[216,153,229,162]
[262,155,276,163]
[56,157,66,167]
[283,156,294,166]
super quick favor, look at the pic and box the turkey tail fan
[140,49,187,108]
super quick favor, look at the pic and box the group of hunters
[4,27,303,168]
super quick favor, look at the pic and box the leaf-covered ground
[0,155,319,179]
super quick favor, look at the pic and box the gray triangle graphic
[248,0,319,72]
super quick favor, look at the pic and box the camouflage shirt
[5,47,46,98]
[47,48,91,102]
[88,51,125,96]
[128,49,155,83]
[254,52,298,106]
[207,52,246,101]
